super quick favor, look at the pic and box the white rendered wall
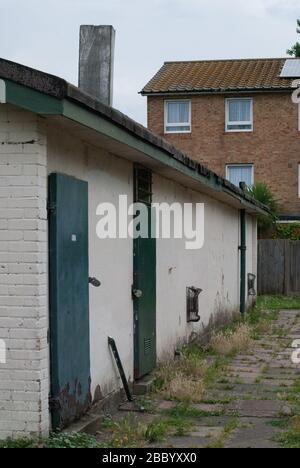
[46,123,134,403]
[153,175,257,361]
[47,123,258,393]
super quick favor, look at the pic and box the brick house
[141,58,300,220]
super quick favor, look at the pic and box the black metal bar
[108,337,133,402]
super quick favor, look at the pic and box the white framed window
[226,164,254,188]
[225,98,253,132]
[165,100,191,134]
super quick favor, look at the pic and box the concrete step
[133,374,155,396]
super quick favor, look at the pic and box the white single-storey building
[0,26,268,439]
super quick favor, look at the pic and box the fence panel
[258,240,286,295]
[289,241,300,295]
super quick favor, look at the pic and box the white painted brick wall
[0,104,49,438]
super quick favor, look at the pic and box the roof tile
[141,58,294,94]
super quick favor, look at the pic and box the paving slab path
[95,310,300,449]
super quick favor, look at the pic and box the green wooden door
[48,173,91,430]
[133,167,156,379]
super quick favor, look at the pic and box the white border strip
[0,79,6,104]
[0,339,6,364]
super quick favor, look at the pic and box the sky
[0,0,299,125]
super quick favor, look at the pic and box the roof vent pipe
[79,25,115,107]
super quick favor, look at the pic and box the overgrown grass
[152,295,295,404]
[275,379,300,448]
[153,346,209,404]
[101,405,197,446]
[166,402,223,419]
[206,418,240,448]
[3,295,299,449]
[275,416,300,448]
[210,324,252,356]
[0,432,101,449]
[256,295,300,311]
[101,414,146,448]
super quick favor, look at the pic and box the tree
[287,19,300,57]
[247,182,279,235]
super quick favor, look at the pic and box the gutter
[140,88,294,97]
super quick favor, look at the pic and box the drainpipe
[239,209,247,314]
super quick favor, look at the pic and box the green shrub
[274,223,300,241]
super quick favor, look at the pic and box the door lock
[132,288,143,299]
[89,277,101,287]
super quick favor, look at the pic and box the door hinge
[47,201,56,216]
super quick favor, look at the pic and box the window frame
[225,98,253,133]
[226,164,254,188]
[164,100,192,134]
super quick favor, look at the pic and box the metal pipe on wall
[239,209,247,314]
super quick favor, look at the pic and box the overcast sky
[1,0,299,125]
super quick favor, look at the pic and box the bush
[247,182,279,234]
[274,223,300,241]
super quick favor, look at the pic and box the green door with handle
[133,166,156,379]
[48,173,91,430]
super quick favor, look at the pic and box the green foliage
[101,415,145,448]
[44,432,100,448]
[0,432,100,449]
[144,421,168,443]
[256,295,300,311]
[275,380,300,448]
[0,438,39,448]
[287,19,300,57]
[287,43,300,57]
[246,182,279,232]
[166,402,221,419]
[274,223,300,241]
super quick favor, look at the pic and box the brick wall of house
[0,104,49,439]
[147,93,300,216]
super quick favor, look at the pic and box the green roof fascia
[5,79,63,114]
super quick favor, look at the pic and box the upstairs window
[165,100,191,133]
[226,164,254,188]
[226,98,253,132]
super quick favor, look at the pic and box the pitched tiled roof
[141,58,295,95]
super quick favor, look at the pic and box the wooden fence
[258,239,300,296]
